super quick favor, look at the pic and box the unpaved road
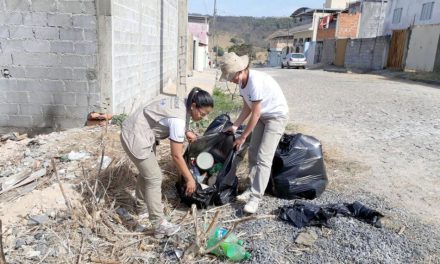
[264,68,440,226]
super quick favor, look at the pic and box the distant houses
[188,15,211,73]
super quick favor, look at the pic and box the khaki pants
[120,137,164,224]
[248,116,287,200]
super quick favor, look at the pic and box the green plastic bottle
[206,227,250,261]
[223,243,251,262]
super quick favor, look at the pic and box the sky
[188,0,326,17]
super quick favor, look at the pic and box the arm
[234,101,261,150]
[170,140,196,195]
[227,98,251,133]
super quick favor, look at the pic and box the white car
[281,53,307,69]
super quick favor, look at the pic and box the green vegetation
[111,113,128,127]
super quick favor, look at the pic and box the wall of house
[0,0,99,129]
[112,0,179,114]
[317,28,336,41]
[358,1,387,38]
[322,39,336,65]
[383,0,440,35]
[337,13,360,38]
[405,24,440,72]
[344,36,390,70]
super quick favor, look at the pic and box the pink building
[188,15,210,71]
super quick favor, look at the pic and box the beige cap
[219,52,249,81]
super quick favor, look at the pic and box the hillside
[191,15,293,50]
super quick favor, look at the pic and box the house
[188,15,210,72]
[383,0,440,34]
[0,0,189,129]
[383,0,440,72]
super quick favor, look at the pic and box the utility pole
[212,0,218,66]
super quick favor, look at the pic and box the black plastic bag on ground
[278,201,384,228]
[176,114,248,208]
[269,133,328,199]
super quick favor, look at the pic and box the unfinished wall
[405,24,440,72]
[317,28,336,41]
[112,0,179,114]
[337,13,360,38]
[322,39,336,65]
[345,36,390,70]
[0,0,99,129]
[358,1,387,38]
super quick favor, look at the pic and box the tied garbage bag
[176,114,248,208]
[278,201,384,228]
[269,133,328,199]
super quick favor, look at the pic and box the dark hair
[186,87,214,110]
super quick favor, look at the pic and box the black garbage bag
[278,201,384,228]
[269,133,328,200]
[176,114,248,208]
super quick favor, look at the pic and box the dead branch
[222,214,276,224]
[52,158,73,213]
[77,235,85,264]
[90,256,120,264]
[0,220,6,264]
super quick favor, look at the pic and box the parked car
[281,53,307,69]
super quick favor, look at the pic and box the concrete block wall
[0,0,99,129]
[112,0,179,114]
[322,39,336,65]
[345,36,390,70]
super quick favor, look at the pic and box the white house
[383,0,440,34]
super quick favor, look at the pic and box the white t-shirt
[239,70,289,118]
[158,117,186,143]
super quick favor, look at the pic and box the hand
[233,136,246,151]
[224,125,238,134]
[185,177,197,196]
[186,131,198,143]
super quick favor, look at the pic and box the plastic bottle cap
[196,152,214,170]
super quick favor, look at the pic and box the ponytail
[186,87,214,110]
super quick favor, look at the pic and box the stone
[15,238,27,249]
[295,230,318,247]
[28,214,50,225]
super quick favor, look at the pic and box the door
[387,29,409,70]
[335,39,348,67]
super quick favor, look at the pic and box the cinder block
[58,1,83,14]
[53,92,76,105]
[66,106,88,119]
[52,116,83,129]
[0,52,12,65]
[0,115,8,126]
[1,79,18,92]
[9,25,34,39]
[60,28,83,40]
[29,91,54,104]
[0,26,9,38]
[23,13,47,26]
[0,39,24,52]
[48,13,71,27]
[6,66,26,78]
[24,66,49,79]
[5,0,30,11]
[77,93,100,107]
[23,40,51,52]
[84,29,97,41]
[72,68,87,80]
[31,0,56,12]
[59,55,85,67]
[72,15,96,29]
[13,53,58,66]
[46,68,73,80]
[0,103,19,115]
[19,104,43,115]
[50,41,74,53]
[74,42,97,55]
[83,2,96,15]
[65,80,88,92]
[39,80,65,92]
[6,91,29,103]
[42,104,67,116]
[6,115,32,127]
[88,81,98,93]
[84,55,97,67]
[35,27,59,40]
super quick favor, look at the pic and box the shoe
[154,219,181,238]
[236,189,252,203]
[243,197,259,214]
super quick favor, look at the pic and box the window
[392,8,403,24]
[420,2,434,21]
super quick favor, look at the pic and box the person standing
[120,87,213,237]
[220,52,289,214]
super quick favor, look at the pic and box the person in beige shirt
[121,87,214,237]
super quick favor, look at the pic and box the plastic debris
[67,151,90,161]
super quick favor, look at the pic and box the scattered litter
[86,112,112,126]
[207,227,251,261]
[295,230,318,246]
[97,156,112,170]
[0,169,46,195]
[1,132,28,142]
[28,214,50,225]
[279,201,384,228]
[67,151,90,161]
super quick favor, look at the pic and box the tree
[228,43,254,58]
[213,46,224,56]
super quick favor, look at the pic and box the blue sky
[188,0,325,17]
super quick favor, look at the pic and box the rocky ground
[0,68,439,263]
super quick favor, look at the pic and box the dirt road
[265,68,440,226]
